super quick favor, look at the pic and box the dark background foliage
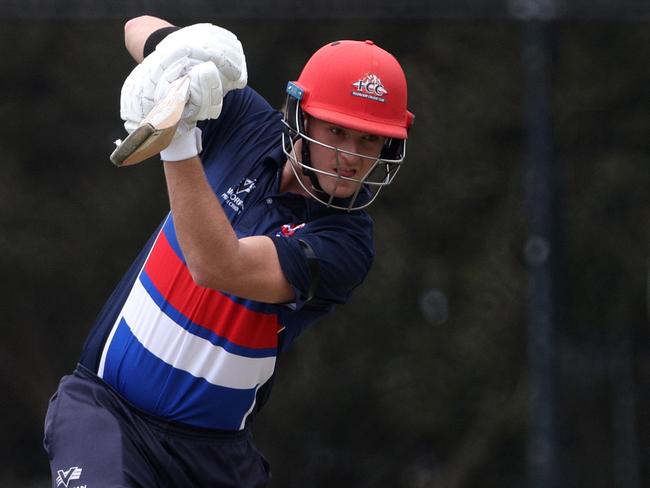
[0,11,648,488]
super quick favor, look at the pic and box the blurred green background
[0,6,648,488]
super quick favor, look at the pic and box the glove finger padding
[124,119,140,134]
[184,61,224,122]
[120,46,191,133]
[153,55,196,104]
[120,59,156,133]
[120,23,245,136]
[156,23,247,94]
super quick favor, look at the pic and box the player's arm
[124,15,174,63]
[163,158,294,304]
[119,20,287,302]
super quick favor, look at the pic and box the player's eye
[363,134,380,143]
[329,126,345,136]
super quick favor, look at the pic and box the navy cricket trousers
[43,365,271,488]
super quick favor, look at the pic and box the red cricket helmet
[293,40,413,139]
[281,39,414,211]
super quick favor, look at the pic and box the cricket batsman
[43,15,413,487]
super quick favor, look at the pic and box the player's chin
[319,177,362,199]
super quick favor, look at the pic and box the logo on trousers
[56,466,82,487]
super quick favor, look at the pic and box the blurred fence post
[512,1,559,485]
[609,329,641,488]
[522,19,558,488]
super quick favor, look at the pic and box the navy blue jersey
[79,87,375,431]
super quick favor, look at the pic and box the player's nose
[337,141,363,167]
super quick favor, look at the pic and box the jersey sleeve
[271,212,375,310]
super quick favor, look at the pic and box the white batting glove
[160,126,203,162]
[120,23,247,134]
[157,60,224,124]
[157,61,221,162]
[156,23,247,94]
[120,46,196,133]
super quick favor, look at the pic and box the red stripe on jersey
[144,231,280,349]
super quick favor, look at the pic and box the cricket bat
[110,75,191,167]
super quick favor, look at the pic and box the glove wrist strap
[160,127,203,162]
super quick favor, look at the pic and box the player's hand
[157,61,222,162]
[120,23,247,134]
[120,45,196,134]
[157,58,224,125]
[156,23,247,94]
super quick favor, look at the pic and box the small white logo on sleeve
[56,466,82,487]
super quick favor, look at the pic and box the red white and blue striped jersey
[79,87,375,431]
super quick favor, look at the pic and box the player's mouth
[334,167,357,179]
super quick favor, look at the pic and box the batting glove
[160,126,203,162]
[120,45,196,134]
[157,59,222,161]
[120,23,247,134]
[156,23,247,94]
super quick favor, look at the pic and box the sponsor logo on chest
[221,177,257,214]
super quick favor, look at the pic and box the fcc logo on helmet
[352,74,388,102]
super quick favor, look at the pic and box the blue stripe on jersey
[162,215,185,262]
[138,271,277,359]
[102,318,259,430]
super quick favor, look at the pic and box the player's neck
[279,158,310,197]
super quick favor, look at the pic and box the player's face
[305,117,386,199]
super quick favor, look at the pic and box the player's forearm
[163,159,294,303]
[124,15,174,63]
[163,158,240,284]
